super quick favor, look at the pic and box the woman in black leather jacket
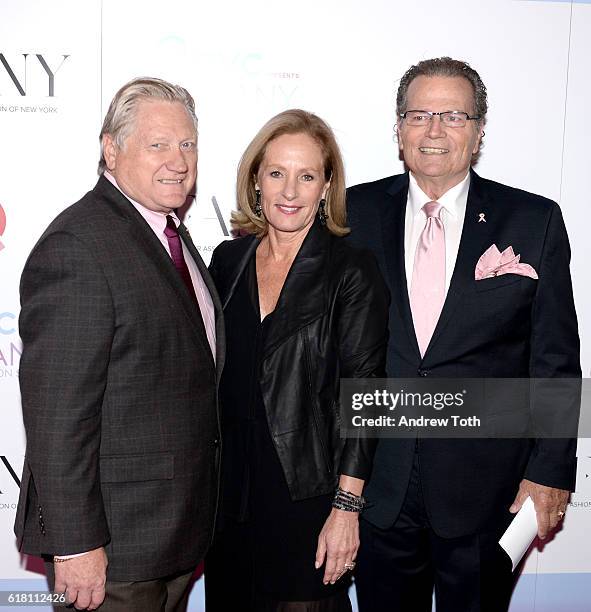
[205,109,389,612]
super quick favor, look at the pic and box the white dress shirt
[404,172,471,298]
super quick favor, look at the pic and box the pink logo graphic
[0,204,6,252]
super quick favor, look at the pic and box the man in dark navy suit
[347,57,580,612]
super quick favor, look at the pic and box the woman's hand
[315,507,359,585]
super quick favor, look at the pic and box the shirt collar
[103,171,180,229]
[408,171,471,219]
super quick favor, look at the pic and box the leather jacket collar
[218,219,333,357]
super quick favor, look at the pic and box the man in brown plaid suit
[14,77,224,611]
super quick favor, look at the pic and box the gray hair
[98,77,198,174]
[396,57,488,124]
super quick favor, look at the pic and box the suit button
[213,438,220,447]
[418,369,429,377]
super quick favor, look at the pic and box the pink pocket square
[475,244,538,281]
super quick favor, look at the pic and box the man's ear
[102,134,118,171]
[473,127,485,155]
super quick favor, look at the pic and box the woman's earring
[318,198,328,226]
[254,189,262,217]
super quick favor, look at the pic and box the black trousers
[355,453,516,612]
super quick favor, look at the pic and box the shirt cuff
[54,551,91,560]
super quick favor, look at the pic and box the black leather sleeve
[336,249,390,480]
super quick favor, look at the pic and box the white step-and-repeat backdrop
[1,1,590,610]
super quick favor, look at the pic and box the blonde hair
[233,109,348,237]
[98,77,197,174]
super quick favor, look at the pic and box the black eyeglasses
[399,110,481,128]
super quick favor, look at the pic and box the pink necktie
[410,201,445,357]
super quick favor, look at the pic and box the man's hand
[53,547,107,610]
[509,478,569,539]
[315,508,359,585]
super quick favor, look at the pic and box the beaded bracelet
[332,487,366,512]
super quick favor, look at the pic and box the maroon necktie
[164,215,198,305]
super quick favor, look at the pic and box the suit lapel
[95,177,215,367]
[424,170,494,356]
[383,175,421,359]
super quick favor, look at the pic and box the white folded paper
[499,497,538,571]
